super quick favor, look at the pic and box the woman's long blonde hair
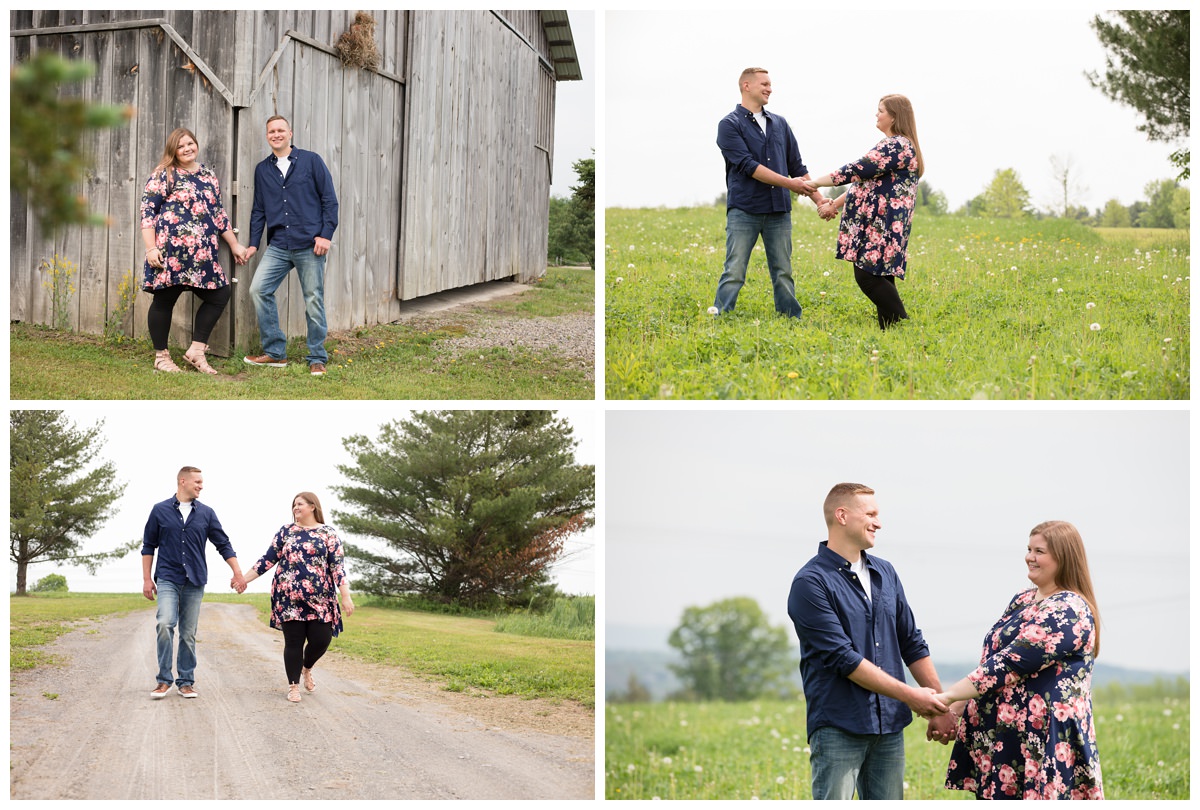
[1032,520,1102,658]
[880,94,923,178]
[152,127,199,186]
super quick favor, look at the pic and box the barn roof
[540,10,582,81]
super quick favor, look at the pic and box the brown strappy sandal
[183,342,219,375]
[154,350,182,373]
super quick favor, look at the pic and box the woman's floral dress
[946,588,1104,799]
[829,135,919,278]
[139,164,231,291]
[251,524,347,637]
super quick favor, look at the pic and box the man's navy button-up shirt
[787,541,930,739]
[717,104,808,215]
[248,147,339,250]
[141,497,236,587]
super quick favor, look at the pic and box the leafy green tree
[1170,186,1190,229]
[667,597,796,701]
[10,52,133,232]
[1126,200,1149,227]
[548,154,595,267]
[10,411,132,595]
[332,411,595,608]
[914,180,948,215]
[1098,199,1132,228]
[1087,11,1190,179]
[980,168,1032,218]
[1138,178,1182,228]
[31,573,69,593]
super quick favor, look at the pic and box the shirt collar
[269,147,297,164]
[817,540,874,570]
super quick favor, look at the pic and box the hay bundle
[336,11,380,71]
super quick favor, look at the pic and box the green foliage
[103,270,138,344]
[980,168,1032,218]
[1087,11,1190,179]
[30,574,68,593]
[39,255,78,331]
[9,411,132,595]
[10,52,133,232]
[1099,199,1132,228]
[667,597,796,702]
[606,685,1189,799]
[1139,178,1185,228]
[494,595,595,640]
[332,410,595,608]
[915,180,948,215]
[548,154,595,266]
[605,207,1189,399]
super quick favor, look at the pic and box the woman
[934,521,1104,799]
[140,127,246,373]
[243,492,355,703]
[805,94,923,329]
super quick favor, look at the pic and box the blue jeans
[809,726,905,800]
[249,244,328,364]
[154,580,205,687]
[713,208,802,318]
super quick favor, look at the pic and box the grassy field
[10,266,594,400]
[605,679,1188,799]
[605,209,1189,399]
[10,592,594,707]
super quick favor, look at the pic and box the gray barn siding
[11,10,566,351]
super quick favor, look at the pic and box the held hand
[926,711,958,745]
[909,686,949,718]
[818,202,838,221]
[231,574,247,594]
[313,237,331,257]
[143,580,157,600]
[243,245,257,262]
[791,177,817,196]
[231,244,247,265]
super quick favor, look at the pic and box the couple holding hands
[788,483,1104,800]
[714,68,921,330]
[142,467,354,704]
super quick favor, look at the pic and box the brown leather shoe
[178,684,199,698]
[150,683,171,699]
[309,363,326,376]
[243,354,287,367]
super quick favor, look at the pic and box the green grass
[605,680,1188,799]
[10,592,593,707]
[494,595,596,641]
[605,208,1189,399]
[10,267,594,400]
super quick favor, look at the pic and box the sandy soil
[9,602,594,800]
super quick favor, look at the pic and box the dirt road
[9,603,594,800]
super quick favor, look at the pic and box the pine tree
[333,410,594,607]
[10,411,131,595]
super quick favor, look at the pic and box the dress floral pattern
[139,164,231,291]
[829,135,919,278]
[946,588,1103,799]
[251,524,347,637]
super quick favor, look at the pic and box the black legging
[854,266,908,330]
[147,285,232,351]
[281,620,334,685]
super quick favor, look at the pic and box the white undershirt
[850,557,871,601]
[277,154,292,178]
[752,111,767,133]
[178,500,193,523]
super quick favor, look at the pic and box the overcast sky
[549,10,594,199]
[606,409,1189,675]
[604,9,1181,212]
[14,406,596,599]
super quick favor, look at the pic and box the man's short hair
[266,114,290,129]
[177,466,202,481]
[823,482,874,527]
[739,67,768,90]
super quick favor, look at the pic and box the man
[142,466,246,698]
[713,67,826,319]
[787,483,955,799]
[243,115,339,376]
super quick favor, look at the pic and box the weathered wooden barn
[9,10,582,354]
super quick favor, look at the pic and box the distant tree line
[547,154,595,267]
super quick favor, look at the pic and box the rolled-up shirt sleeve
[717,118,760,178]
[788,575,864,677]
